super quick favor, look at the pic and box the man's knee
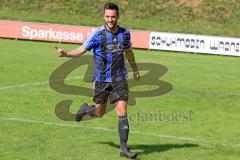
[115,101,128,116]
[95,108,105,118]
[95,112,104,118]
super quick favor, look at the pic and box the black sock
[118,115,129,150]
[88,105,96,117]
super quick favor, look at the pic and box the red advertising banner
[0,20,150,49]
[0,20,92,43]
[131,30,150,48]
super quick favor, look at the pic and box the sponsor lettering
[210,40,239,52]
[151,35,205,49]
[22,26,83,41]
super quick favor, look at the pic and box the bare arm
[125,48,140,80]
[55,45,87,57]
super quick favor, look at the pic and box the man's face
[104,9,118,30]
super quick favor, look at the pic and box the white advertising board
[150,32,240,56]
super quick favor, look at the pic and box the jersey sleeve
[123,29,131,50]
[82,30,99,51]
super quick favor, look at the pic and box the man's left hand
[133,71,140,81]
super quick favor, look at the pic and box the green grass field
[0,38,240,160]
[1,0,240,36]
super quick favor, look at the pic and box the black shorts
[93,80,128,104]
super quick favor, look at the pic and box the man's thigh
[93,82,111,104]
[109,80,128,104]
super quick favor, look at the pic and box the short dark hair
[104,2,119,16]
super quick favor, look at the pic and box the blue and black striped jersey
[83,25,131,82]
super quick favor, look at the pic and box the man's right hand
[54,45,66,57]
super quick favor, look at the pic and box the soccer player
[55,2,140,159]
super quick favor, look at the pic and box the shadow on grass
[95,141,199,156]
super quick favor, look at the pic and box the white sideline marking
[1,117,240,148]
[0,75,137,91]
[0,76,84,90]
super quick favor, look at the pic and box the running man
[55,2,140,159]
